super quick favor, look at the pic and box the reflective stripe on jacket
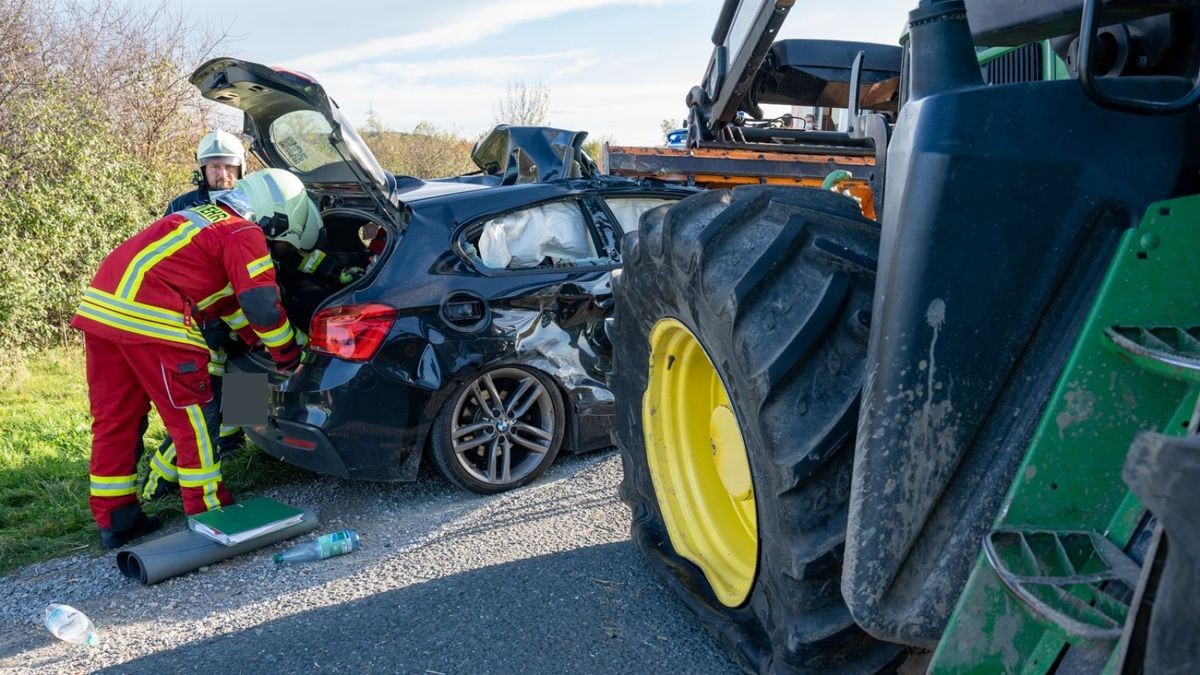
[71,204,295,358]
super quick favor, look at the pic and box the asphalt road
[0,450,742,674]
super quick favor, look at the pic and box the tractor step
[982,529,1141,644]
[1104,325,1200,383]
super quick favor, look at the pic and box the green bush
[0,0,216,382]
[0,85,182,376]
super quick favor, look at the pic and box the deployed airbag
[479,201,597,269]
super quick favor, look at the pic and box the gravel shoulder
[0,450,741,674]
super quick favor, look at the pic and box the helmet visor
[199,155,244,167]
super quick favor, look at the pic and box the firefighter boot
[99,503,161,550]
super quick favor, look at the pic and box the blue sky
[168,0,912,145]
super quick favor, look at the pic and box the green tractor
[610,0,1200,672]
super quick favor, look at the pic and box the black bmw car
[191,58,694,493]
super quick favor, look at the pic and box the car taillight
[308,303,398,362]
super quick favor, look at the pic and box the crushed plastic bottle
[273,529,360,564]
[43,604,99,646]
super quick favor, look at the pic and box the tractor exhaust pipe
[906,0,983,100]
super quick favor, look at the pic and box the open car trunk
[275,207,386,331]
[190,57,406,367]
[190,57,394,204]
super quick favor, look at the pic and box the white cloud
[320,65,692,146]
[336,50,598,85]
[293,0,687,72]
[289,0,913,148]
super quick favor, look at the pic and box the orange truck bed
[603,144,877,220]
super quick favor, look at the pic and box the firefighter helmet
[196,129,245,169]
[230,169,322,252]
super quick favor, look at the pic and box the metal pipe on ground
[116,509,320,585]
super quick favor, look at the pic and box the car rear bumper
[244,419,351,478]
[235,354,431,482]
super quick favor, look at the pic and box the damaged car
[190,58,694,494]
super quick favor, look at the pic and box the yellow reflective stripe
[221,308,248,329]
[76,301,207,350]
[85,288,188,326]
[177,465,223,482]
[197,284,234,310]
[90,473,138,496]
[91,473,138,484]
[185,405,215,469]
[91,485,138,497]
[177,464,223,487]
[116,219,206,298]
[150,444,178,480]
[184,405,221,510]
[141,471,170,500]
[208,349,227,377]
[257,320,295,348]
[298,250,325,274]
[219,424,241,438]
[247,255,273,278]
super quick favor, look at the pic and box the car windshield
[269,106,387,189]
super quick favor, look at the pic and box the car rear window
[270,110,346,173]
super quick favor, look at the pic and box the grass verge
[0,345,308,576]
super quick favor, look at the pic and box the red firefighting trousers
[84,334,233,528]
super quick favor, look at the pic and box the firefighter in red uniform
[71,168,319,548]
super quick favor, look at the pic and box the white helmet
[229,168,323,252]
[196,129,245,170]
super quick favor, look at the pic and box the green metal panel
[975,42,1070,81]
[1043,42,1071,81]
[976,45,1025,65]
[929,195,1200,673]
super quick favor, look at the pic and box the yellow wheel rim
[643,318,757,606]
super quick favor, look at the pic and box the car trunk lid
[190,57,394,215]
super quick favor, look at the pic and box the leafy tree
[0,0,229,376]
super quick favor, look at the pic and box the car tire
[611,186,902,673]
[430,365,566,494]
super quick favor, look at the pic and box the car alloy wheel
[431,366,565,494]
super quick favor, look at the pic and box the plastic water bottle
[43,604,99,646]
[273,529,360,564]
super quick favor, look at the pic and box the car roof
[400,175,695,228]
[394,179,491,203]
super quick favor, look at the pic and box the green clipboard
[187,497,305,546]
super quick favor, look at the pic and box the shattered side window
[270,110,344,173]
[603,197,679,233]
[473,201,601,270]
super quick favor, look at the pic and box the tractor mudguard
[842,72,1199,646]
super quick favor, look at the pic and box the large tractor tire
[611,186,901,673]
